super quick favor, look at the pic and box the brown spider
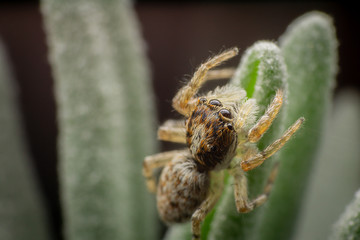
[143,48,304,240]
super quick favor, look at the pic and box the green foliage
[1,4,344,240]
[0,41,51,240]
[294,90,360,240]
[254,12,338,240]
[41,1,158,240]
[329,189,360,240]
[206,41,287,240]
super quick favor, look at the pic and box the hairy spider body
[143,48,304,240]
[157,151,210,223]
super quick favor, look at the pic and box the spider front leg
[230,162,279,213]
[241,117,304,171]
[204,68,235,81]
[172,48,239,116]
[191,171,224,240]
[247,89,284,143]
[142,149,186,193]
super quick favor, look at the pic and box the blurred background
[0,1,359,240]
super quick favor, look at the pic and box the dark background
[0,1,359,239]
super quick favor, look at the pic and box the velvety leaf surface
[207,41,287,240]
[294,90,360,240]
[41,1,158,239]
[253,11,338,240]
[330,189,360,240]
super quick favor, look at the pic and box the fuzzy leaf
[207,41,287,240]
[164,223,192,240]
[0,40,51,240]
[232,41,287,114]
[329,189,360,240]
[294,90,360,240]
[40,1,158,240]
[253,11,338,240]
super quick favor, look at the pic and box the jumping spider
[143,47,304,240]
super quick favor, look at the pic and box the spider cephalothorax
[143,48,304,240]
[186,98,238,172]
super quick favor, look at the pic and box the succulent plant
[3,2,356,239]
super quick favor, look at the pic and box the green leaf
[207,41,287,240]
[40,1,158,240]
[253,11,338,240]
[295,90,360,240]
[164,223,192,240]
[232,41,286,113]
[0,40,51,240]
[329,189,360,240]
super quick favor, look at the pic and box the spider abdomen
[157,152,210,224]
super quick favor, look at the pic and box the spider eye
[209,99,222,107]
[199,98,207,104]
[227,123,234,130]
[219,109,232,119]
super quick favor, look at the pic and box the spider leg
[241,117,304,171]
[143,149,186,193]
[248,89,284,143]
[191,171,224,240]
[205,67,235,81]
[172,48,239,116]
[230,162,279,213]
[158,119,186,144]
